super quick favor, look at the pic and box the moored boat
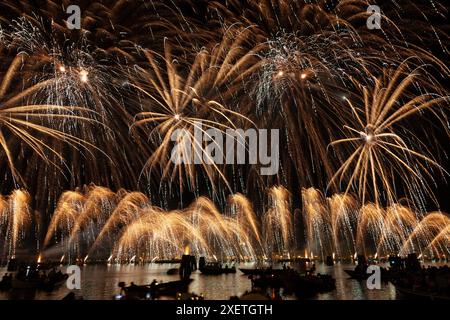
[200,262,236,275]
[117,278,193,300]
[166,268,179,275]
[239,267,286,276]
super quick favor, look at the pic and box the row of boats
[117,256,334,300]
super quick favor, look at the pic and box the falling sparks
[0,0,448,262]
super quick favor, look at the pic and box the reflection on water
[0,263,397,300]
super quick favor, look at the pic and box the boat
[117,279,193,300]
[0,274,12,291]
[5,259,69,291]
[239,267,286,276]
[200,262,236,275]
[249,268,336,298]
[290,274,336,298]
[252,274,284,289]
[37,273,69,292]
[325,256,334,266]
[344,269,370,280]
[277,258,311,263]
[344,267,391,281]
[166,268,179,275]
[153,259,182,264]
[12,270,68,291]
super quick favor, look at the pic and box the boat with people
[248,266,336,299]
[198,257,236,275]
[199,262,236,275]
[289,273,336,298]
[116,278,193,300]
[345,254,426,281]
[154,259,182,264]
[344,254,391,280]
[1,258,68,292]
[389,261,450,301]
[239,266,288,276]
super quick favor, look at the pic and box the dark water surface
[0,263,400,300]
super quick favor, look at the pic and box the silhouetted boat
[0,275,12,291]
[344,269,370,280]
[12,271,68,291]
[344,267,391,281]
[200,263,236,275]
[250,269,336,298]
[153,259,181,264]
[239,267,286,276]
[4,259,69,291]
[290,274,336,298]
[325,256,334,266]
[117,279,193,300]
[277,258,310,263]
[166,268,179,275]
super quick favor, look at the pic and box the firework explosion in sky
[0,0,449,263]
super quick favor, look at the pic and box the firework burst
[0,53,98,185]
[131,29,260,194]
[328,60,449,209]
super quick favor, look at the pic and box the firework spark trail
[2,185,449,261]
[302,188,332,260]
[0,53,100,185]
[0,190,31,258]
[302,187,450,258]
[67,186,117,249]
[228,193,262,247]
[0,0,448,261]
[114,199,258,261]
[328,60,450,209]
[263,186,293,254]
[424,225,450,258]
[327,193,358,258]
[399,212,450,257]
[131,28,260,194]
[87,191,150,256]
[0,0,448,208]
[39,186,261,261]
[43,190,86,247]
[39,185,297,261]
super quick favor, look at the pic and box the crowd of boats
[116,253,450,301]
[343,254,450,300]
[1,253,449,300]
[116,255,336,300]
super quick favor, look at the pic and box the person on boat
[149,279,158,299]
